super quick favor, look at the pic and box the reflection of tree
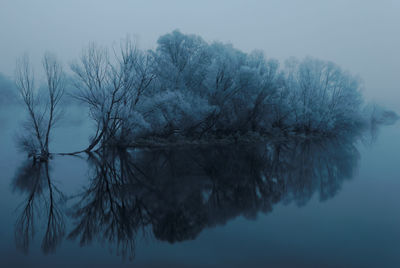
[67,149,146,260]
[13,160,65,254]
[11,132,360,259]
[68,136,360,259]
[280,139,359,205]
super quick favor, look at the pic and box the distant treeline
[0,73,17,104]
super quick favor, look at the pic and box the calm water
[0,106,399,268]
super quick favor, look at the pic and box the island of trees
[9,30,398,158]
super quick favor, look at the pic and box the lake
[0,106,399,268]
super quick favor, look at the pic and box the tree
[15,53,65,158]
[42,53,65,151]
[70,38,155,151]
[282,57,363,134]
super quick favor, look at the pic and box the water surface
[0,106,399,268]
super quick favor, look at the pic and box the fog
[1,2,400,266]
[1,0,399,110]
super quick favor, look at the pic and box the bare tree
[15,55,45,152]
[70,43,122,152]
[15,53,65,159]
[42,53,65,151]
[69,39,154,153]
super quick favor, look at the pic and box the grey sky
[1,0,399,108]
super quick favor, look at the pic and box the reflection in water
[13,160,65,254]
[13,135,360,260]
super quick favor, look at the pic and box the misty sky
[1,0,399,109]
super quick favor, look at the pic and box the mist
[1,1,400,267]
[1,0,399,110]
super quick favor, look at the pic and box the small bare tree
[15,55,45,152]
[15,53,65,159]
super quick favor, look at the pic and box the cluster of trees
[71,30,365,149]
[14,30,368,155]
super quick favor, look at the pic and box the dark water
[1,106,400,268]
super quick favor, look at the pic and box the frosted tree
[282,57,363,134]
